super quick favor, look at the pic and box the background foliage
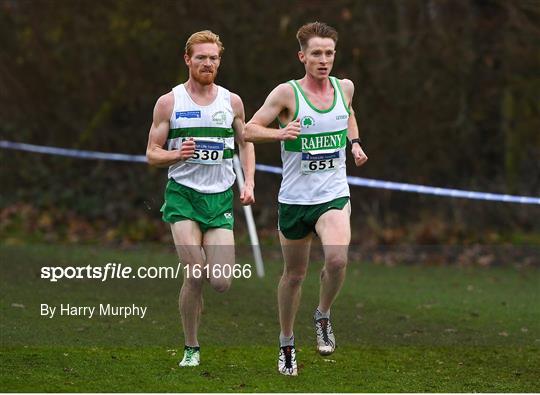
[1,0,539,245]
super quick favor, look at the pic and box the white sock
[279,333,295,347]
[314,307,330,320]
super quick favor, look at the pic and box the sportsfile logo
[40,262,183,282]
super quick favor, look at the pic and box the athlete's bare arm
[244,84,301,143]
[146,92,196,167]
[231,93,256,205]
[340,79,368,167]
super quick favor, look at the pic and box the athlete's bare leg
[278,232,313,337]
[171,220,204,347]
[315,202,351,313]
[203,228,235,293]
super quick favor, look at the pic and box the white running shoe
[315,318,336,355]
[278,345,298,376]
[179,346,200,367]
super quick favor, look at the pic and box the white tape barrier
[256,164,540,205]
[0,140,147,163]
[1,140,539,205]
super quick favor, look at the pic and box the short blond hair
[185,30,224,57]
[296,22,338,51]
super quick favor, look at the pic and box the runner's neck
[299,74,333,96]
[184,79,218,106]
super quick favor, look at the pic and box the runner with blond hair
[147,30,255,367]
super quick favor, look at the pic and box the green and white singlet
[166,83,235,193]
[279,76,350,204]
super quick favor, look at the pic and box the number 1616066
[183,263,252,279]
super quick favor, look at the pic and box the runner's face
[185,43,221,85]
[299,37,336,80]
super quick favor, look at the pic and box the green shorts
[278,196,350,240]
[161,179,234,232]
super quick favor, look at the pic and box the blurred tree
[0,0,538,239]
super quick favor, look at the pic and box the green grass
[1,243,539,392]
[2,346,538,392]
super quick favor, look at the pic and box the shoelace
[283,346,293,369]
[184,347,197,362]
[317,319,331,344]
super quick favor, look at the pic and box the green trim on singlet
[222,149,234,159]
[292,79,337,114]
[288,81,300,121]
[165,140,234,159]
[283,128,348,152]
[330,77,351,115]
[277,81,299,128]
[168,127,234,140]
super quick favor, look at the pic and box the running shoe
[315,317,336,355]
[278,345,297,376]
[179,346,200,367]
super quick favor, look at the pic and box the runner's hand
[179,138,196,161]
[240,183,255,205]
[278,119,301,141]
[352,144,368,167]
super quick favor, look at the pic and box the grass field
[1,243,539,392]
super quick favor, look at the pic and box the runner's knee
[324,254,348,273]
[210,277,231,293]
[283,270,307,287]
[183,275,204,290]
